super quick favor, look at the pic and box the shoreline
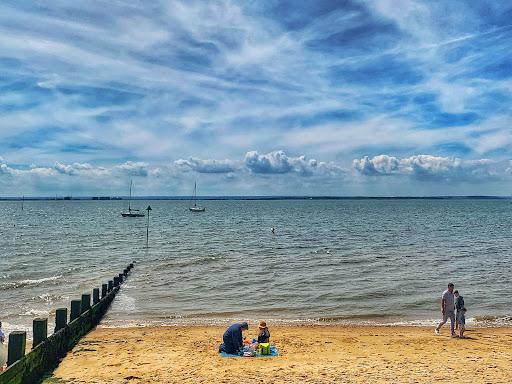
[98,314,512,329]
[44,325,512,383]
[4,315,511,340]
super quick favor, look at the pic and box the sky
[0,0,512,196]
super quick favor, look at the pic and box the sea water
[1,199,511,335]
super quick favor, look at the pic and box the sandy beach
[44,325,512,383]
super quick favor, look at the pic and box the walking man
[435,283,456,337]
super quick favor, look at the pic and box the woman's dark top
[257,328,270,343]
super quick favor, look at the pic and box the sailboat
[189,181,205,212]
[121,179,145,217]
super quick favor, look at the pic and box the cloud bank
[353,155,509,181]
[1,150,511,196]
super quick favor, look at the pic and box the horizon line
[0,195,511,201]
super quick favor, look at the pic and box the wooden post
[108,280,113,292]
[113,276,119,287]
[55,308,68,332]
[93,288,100,305]
[81,293,91,314]
[7,331,26,366]
[33,318,48,349]
[146,205,152,247]
[118,273,124,284]
[70,300,81,321]
[101,283,108,298]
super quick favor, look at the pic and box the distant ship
[189,181,205,212]
[121,179,145,217]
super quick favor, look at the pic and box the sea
[1,199,511,337]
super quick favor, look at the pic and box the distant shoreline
[0,195,511,201]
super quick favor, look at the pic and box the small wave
[114,294,136,311]
[0,275,63,290]
[472,315,512,324]
[317,313,399,322]
[402,299,434,309]
[171,256,224,268]
[0,321,31,337]
[20,309,49,317]
[386,316,512,328]
[30,293,63,304]
[100,317,320,328]
[100,313,512,329]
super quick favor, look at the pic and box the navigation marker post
[146,205,152,248]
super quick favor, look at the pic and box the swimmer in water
[271,227,275,234]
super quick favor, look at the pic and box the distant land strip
[0,196,511,201]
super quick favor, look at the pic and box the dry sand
[45,325,512,383]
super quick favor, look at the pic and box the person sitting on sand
[435,283,456,337]
[458,307,467,338]
[257,321,270,344]
[454,290,464,330]
[219,322,249,355]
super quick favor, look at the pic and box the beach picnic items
[242,345,256,357]
[259,343,270,355]
[220,345,279,358]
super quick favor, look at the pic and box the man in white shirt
[435,283,456,337]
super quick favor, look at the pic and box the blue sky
[0,0,511,196]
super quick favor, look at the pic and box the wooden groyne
[0,263,135,384]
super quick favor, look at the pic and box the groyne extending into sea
[0,263,135,384]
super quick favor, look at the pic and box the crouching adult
[219,322,249,355]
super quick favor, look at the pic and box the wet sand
[44,325,512,383]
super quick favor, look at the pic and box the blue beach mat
[220,345,279,358]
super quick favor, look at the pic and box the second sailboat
[189,181,205,212]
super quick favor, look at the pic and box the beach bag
[259,343,270,355]
[0,343,7,367]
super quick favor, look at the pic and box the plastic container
[259,343,270,355]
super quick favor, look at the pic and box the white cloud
[174,157,237,173]
[54,161,108,176]
[353,154,509,181]
[244,150,342,177]
[115,161,149,177]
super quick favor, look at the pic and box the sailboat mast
[128,179,132,211]
[194,181,197,207]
